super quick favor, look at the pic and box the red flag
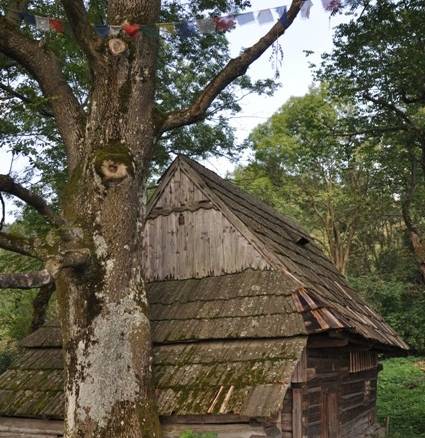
[122,22,141,37]
[214,15,236,33]
[49,19,64,33]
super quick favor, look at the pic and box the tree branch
[0,248,90,290]
[363,92,414,128]
[0,174,64,226]
[0,82,54,118]
[160,0,303,133]
[61,0,102,67]
[0,16,86,171]
[31,282,55,332]
[0,269,52,289]
[0,231,40,258]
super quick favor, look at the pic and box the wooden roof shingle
[175,156,408,351]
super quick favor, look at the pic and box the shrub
[349,275,425,353]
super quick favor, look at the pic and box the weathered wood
[291,348,307,383]
[292,388,303,438]
[304,347,380,438]
[349,351,378,373]
[143,208,270,281]
[0,417,63,436]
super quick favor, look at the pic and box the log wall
[285,346,379,438]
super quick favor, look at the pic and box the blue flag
[176,21,198,37]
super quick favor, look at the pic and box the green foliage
[179,431,217,438]
[378,357,425,437]
[0,250,40,346]
[234,86,386,274]
[350,276,425,353]
[316,0,425,243]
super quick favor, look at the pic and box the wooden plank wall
[283,346,379,438]
[143,167,270,281]
[304,348,378,438]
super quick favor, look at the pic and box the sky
[202,0,350,175]
[0,1,350,219]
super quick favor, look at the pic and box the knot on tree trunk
[94,145,134,186]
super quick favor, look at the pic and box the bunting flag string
[17,4,293,39]
[18,2,344,41]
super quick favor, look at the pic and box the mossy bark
[56,1,162,436]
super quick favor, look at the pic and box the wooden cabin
[0,156,407,437]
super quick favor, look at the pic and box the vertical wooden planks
[144,209,270,281]
[292,387,303,438]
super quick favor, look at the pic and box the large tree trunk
[56,1,162,435]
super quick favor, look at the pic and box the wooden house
[0,156,407,437]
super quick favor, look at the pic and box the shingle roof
[0,276,307,418]
[176,156,408,350]
[0,340,305,419]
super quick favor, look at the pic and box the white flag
[35,15,50,31]
[301,0,313,18]
[257,9,274,25]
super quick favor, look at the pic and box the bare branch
[0,16,86,171]
[45,249,91,278]
[160,0,303,133]
[61,0,102,67]
[0,269,52,289]
[0,174,64,226]
[0,193,4,230]
[0,82,54,117]
[31,282,55,332]
[0,231,40,258]
[0,248,90,290]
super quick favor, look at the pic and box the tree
[0,0,305,436]
[316,0,425,281]
[234,86,378,274]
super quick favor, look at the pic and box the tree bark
[400,146,425,283]
[31,283,55,332]
[54,1,162,436]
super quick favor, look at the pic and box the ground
[378,357,425,437]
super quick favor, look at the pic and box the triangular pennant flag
[176,21,198,37]
[35,15,50,31]
[257,9,274,25]
[236,12,255,25]
[301,0,313,18]
[214,15,236,32]
[196,18,215,33]
[95,25,109,37]
[19,12,36,26]
[49,18,64,33]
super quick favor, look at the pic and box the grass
[377,357,425,437]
